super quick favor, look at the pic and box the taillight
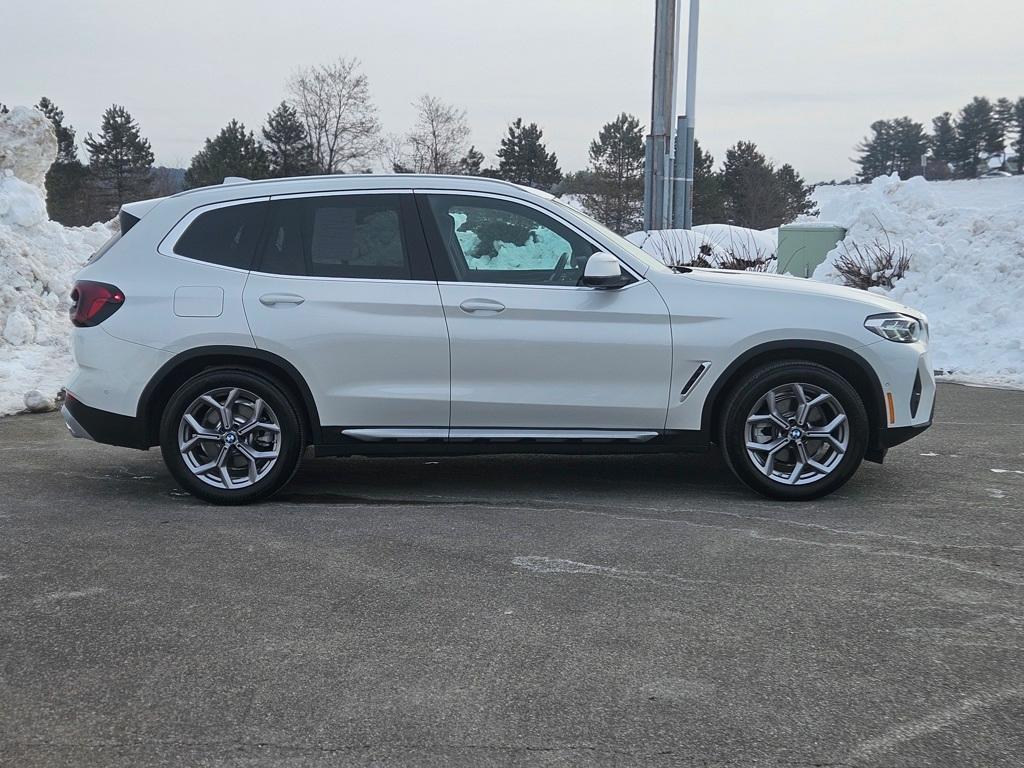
[70,281,125,327]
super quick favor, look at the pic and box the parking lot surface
[1,382,1022,767]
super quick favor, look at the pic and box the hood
[678,267,921,318]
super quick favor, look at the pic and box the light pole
[642,0,680,231]
[643,0,699,231]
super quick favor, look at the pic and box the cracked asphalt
[1,382,1023,767]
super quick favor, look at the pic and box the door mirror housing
[582,252,629,289]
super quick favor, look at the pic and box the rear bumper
[62,394,150,449]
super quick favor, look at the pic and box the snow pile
[0,107,114,416]
[812,174,1024,388]
[626,228,727,266]
[626,225,777,267]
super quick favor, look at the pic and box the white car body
[63,174,934,502]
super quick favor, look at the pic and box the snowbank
[626,225,777,268]
[0,107,113,416]
[812,174,1024,389]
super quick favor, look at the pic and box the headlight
[864,312,922,343]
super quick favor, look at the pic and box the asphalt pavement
[1,382,1022,767]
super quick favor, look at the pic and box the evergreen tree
[930,112,957,164]
[456,145,485,175]
[0,103,8,114]
[775,163,817,221]
[855,117,928,180]
[579,113,645,234]
[1013,97,1024,174]
[36,97,78,163]
[953,97,1003,177]
[262,102,315,178]
[720,141,813,229]
[35,97,93,225]
[994,97,1015,141]
[691,139,726,224]
[185,120,270,189]
[84,105,154,217]
[495,118,562,189]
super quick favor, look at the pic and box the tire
[718,360,868,501]
[159,368,305,505]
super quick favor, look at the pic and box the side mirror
[582,252,628,289]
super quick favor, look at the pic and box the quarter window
[425,195,604,286]
[173,202,267,269]
[257,195,411,280]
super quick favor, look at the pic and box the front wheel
[719,361,868,501]
[159,369,305,504]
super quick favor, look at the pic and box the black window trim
[412,189,643,289]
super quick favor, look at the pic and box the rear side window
[173,202,267,270]
[257,195,411,280]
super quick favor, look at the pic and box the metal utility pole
[642,0,680,231]
[672,0,699,229]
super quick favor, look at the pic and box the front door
[418,192,673,430]
[242,192,449,430]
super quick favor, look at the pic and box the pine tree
[34,97,93,225]
[578,113,645,234]
[262,102,315,178]
[185,120,270,189]
[36,97,78,164]
[456,145,484,175]
[775,163,817,221]
[930,112,957,164]
[0,103,8,114]
[995,97,1015,141]
[84,105,154,217]
[855,117,928,180]
[495,118,562,189]
[953,97,1003,177]
[1013,97,1024,174]
[691,140,726,225]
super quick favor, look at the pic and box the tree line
[5,56,814,234]
[855,95,1024,181]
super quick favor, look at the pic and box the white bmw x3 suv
[62,174,934,504]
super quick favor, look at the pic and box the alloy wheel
[177,387,282,489]
[744,382,849,486]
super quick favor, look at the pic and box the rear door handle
[259,293,305,307]
[459,298,505,314]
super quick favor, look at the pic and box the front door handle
[259,293,305,307]
[459,298,505,314]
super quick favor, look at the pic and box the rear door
[417,192,673,430]
[242,191,450,430]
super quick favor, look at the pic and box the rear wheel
[160,369,304,504]
[719,361,868,500]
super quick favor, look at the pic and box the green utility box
[776,223,847,278]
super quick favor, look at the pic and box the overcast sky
[4,0,1021,181]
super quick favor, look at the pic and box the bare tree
[406,95,469,174]
[287,57,380,174]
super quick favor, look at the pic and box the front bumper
[865,394,935,463]
[62,394,150,449]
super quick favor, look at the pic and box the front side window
[173,202,267,269]
[257,194,411,280]
[425,195,604,286]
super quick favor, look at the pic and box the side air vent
[680,362,711,401]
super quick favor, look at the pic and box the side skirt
[313,428,709,459]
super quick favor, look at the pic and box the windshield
[549,199,672,274]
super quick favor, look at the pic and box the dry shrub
[834,230,911,289]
